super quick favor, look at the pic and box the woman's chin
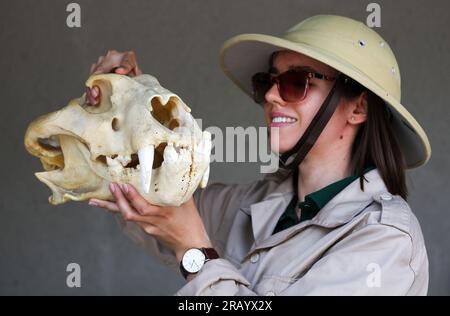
[269,128,301,154]
[270,141,297,154]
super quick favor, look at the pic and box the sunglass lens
[251,72,272,104]
[279,70,307,102]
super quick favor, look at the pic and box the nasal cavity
[38,136,61,151]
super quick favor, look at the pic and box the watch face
[182,248,206,273]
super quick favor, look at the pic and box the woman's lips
[269,112,298,128]
[270,121,297,128]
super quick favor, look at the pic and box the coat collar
[244,168,388,255]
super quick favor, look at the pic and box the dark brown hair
[340,77,408,200]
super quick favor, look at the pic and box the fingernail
[88,201,98,206]
[109,183,116,193]
[121,183,129,193]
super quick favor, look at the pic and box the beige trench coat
[117,168,429,296]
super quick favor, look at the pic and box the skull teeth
[116,154,132,167]
[101,139,208,193]
[106,156,121,167]
[138,145,155,194]
[105,154,132,168]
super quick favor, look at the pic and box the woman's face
[263,50,360,156]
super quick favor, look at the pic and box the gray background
[0,0,449,295]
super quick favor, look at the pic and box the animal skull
[24,73,211,206]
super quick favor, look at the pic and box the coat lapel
[244,169,295,247]
[249,193,293,247]
[245,169,388,256]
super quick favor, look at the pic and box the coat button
[266,291,276,296]
[250,253,260,263]
[380,193,393,201]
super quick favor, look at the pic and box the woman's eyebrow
[269,66,279,74]
[269,65,320,74]
[290,65,319,72]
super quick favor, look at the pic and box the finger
[92,50,123,74]
[115,63,134,76]
[86,86,99,99]
[110,183,158,224]
[134,64,143,76]
[120,183,156,216]
[90,86,99,98]
[116,51,138,76]
[90,56,105,75]
[114,64,130,74]
[97,55,105,64]
[90,63,97,74]
[85,87,100,105]
[88,198,120,212]
[92,62,119,74]
[109,183,139,220]
[85,88,96,105]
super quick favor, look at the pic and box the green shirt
[272,166,376,235]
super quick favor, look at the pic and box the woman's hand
[86,50,142,105]
[89,183,212,262]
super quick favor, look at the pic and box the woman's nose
[265,83,285,106]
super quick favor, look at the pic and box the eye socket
[82,79,113,114]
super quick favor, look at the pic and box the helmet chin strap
[279,74,346,170]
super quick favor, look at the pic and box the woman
[87,15,431,295]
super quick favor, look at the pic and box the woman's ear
[347,91,368,125]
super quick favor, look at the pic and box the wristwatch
[179,247,219,279]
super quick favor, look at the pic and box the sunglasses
[251,67,336,104]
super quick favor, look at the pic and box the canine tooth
[200,165,210,188]
[203,139,212,157]
[138,145,155,194]
[198,132,212,158]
